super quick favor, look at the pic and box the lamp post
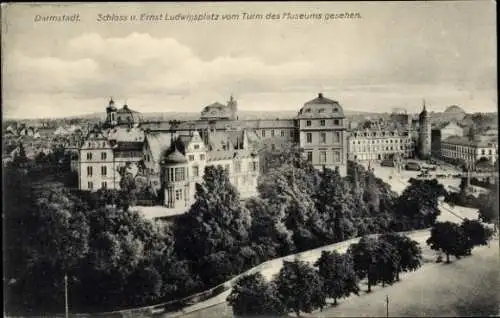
[64,274,69,318]
[386,294,389,318]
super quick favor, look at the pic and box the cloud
[3,30,497,118]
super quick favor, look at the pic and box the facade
[78,93,436,208]
[200,95,238,121]
[78,130,117,191]
[431,121,464,158]
[418,102,432,159]
[348,127,415,162]
[296,93,348,176]
[441,136,498,170]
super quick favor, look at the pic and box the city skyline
[2,2,497,119]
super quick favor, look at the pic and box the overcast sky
[2,1,497,119]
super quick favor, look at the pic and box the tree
[13,142,28,166]
[395,178,447,229]
[227,273,285,317]
[460,219,494,254]
[374,237,401,287]
[275,259,326,316]
[379,233,422,281]
[426,221,469,263]
[347,236,379,292]
[174,165,252,279]
[477,185,499,232]
[247,197,295,259]
[314,251,359,305]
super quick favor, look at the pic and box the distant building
[431,121,464,158]
[348,125,415,162]
[296,93,348,175]
[441,136,498,170]
[442,105,467,121]
[200,95,238,121]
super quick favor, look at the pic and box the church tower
[105,97,117,128]
[418,99,431,160]
[227,94,238,120]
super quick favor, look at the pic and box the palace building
[77,93,429,210]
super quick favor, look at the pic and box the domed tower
[161,147,189,208]
[227,94,238,120]
[105,97,118,128]
[418,99,431,160]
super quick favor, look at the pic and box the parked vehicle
[381,159,395,167]
[405,161,421,171]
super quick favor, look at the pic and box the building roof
[145,133,175,163]
[444,105,465,114]
[114,141,144,151]
[107,127,145,142]
[304,93,338,105]
[443,136,497,148]
[297,93,345,119]
[164,148,188,164]
[207,149,255,161]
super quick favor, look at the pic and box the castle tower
[105,97,117,128]
[418,99,431,160]
[227,94,238,120]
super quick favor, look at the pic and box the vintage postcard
[2,2,498,317]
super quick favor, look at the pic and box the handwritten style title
[96,12,362,23]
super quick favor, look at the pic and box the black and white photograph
[2,1,498,317]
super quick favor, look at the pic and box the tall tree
[379,233,422,281]
[347,236,379,292]
[460,219,494,254]
[227,273,285,317]
[426,221,469,263]
[275,259,326,316]
[314,251,359,305]
[174,165,251,267]
[396,178,447,229]
[477,184,499,232]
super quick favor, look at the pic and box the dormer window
[333,108,339,112]
[305,108,311,113]
[318,108,325,113]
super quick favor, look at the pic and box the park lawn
[305,239,499,317]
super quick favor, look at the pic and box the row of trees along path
[229,218,494,317]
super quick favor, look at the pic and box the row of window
[87,166,107,176]
[87,181,107,190]
[441,145,497,156]
[305,119,341,127]
[86,142,107,148]
[86,152,108,160]
[305,150,341,163]
[165,161,259,183]
[188,154,206,161]
[350,145,413,152]
[351,139,411,144]
[305,132,342,144]
[261,129,294,138]
[352,131,404,138]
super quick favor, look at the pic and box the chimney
[318,93,323,98]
